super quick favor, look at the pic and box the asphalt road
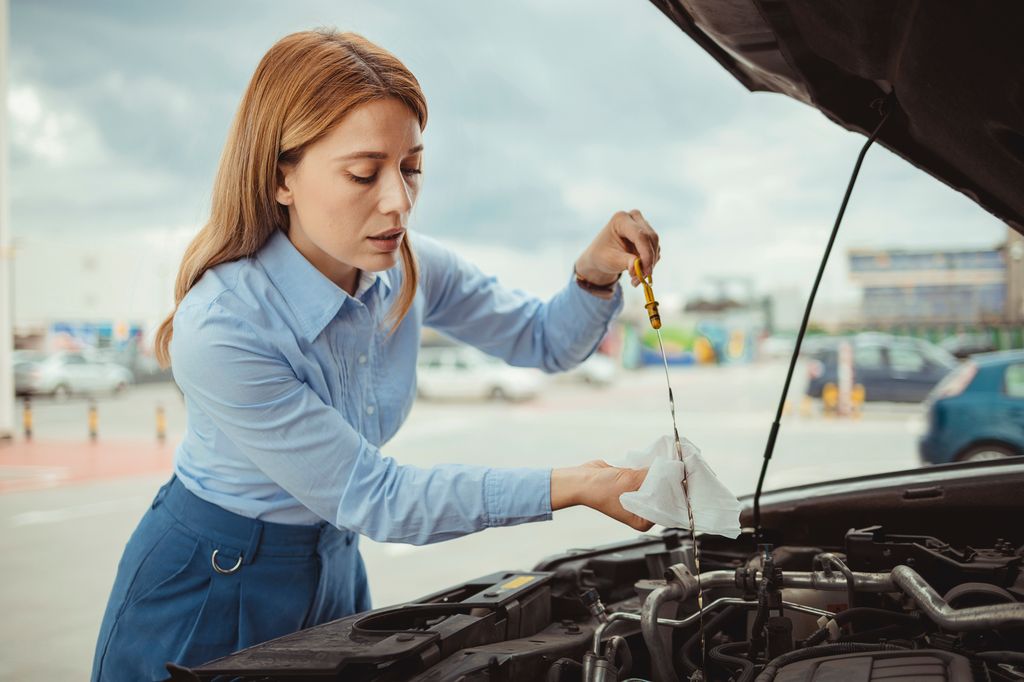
[0,360,925,680]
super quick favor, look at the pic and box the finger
[631,516,655,532]
[620,224,657,278]
[617,213,657,276]
[622,209,663,268]
[629,211,661,272]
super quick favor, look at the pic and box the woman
[91,29,662,681]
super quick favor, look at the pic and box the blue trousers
[91,476,371,681]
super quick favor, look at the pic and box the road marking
[9,496,150,527]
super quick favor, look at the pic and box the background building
[848,225,1024,332]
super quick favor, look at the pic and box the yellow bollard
[822,382,839,417]
[156,404,167,443]
[851,384,866,419]
[22,397,32,440]
[88,401,98,442]
[800,395,813,417]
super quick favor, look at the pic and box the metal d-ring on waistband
[211,549,243,575]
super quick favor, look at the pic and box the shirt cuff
[566,269,625,325]
[484,467,553,527]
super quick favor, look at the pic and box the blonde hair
[154,29,426,367]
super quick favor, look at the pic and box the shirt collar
[257,229,393,341]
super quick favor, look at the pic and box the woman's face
[276,97,423,294]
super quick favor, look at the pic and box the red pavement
[0,438,175,494]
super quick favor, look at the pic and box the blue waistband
[155,475,333,560]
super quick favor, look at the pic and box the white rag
[618,434,742,538]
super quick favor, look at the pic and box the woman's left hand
[574,209,662,288]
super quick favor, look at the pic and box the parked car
[805,334,957,403]
[939,332,999,360]
[919,350,1024,464]
[13,350,49,396]
[102,346,175,384]
[13,350,134,400]
[756,333,796,360]
[416,346,544,401]
[560,353,617,386]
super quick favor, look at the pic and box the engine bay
[168,463,1024,682]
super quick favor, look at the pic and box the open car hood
[649,0,1024,235]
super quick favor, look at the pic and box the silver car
[14,350,134,400]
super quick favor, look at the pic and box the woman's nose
[377,169,414,215]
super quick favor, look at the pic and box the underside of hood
[650,0,1024,235]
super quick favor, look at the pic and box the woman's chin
[359,251,400,272]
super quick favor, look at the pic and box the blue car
[919,350,1024,464]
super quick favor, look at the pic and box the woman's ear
[276,165,294,206]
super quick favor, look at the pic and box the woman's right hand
[552,461,654,531]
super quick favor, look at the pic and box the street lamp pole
[0,0,14,441]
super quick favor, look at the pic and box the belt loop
[150,475,175,510]
[243,520,264,565]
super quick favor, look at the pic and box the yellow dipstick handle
[633,258,661,329]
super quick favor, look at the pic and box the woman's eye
[346,168,421,185]
[348,173,376,185]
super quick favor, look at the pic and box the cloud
[8,85,104,165]
[8,0,1007,317]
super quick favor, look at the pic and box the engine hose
[642,581,688,682]
[813,553,856,611]
[679,605,743,674]
[546,657,582,682]
[754,643,906,682]
[803,607,924,646]
[706,641,756,682]
[977,650,1024,666]
[605,635,633,678]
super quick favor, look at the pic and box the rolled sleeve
[484,468,553,526]
[171,300,552,545]
[418,235,624,372]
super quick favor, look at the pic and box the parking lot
[0,359,924,680]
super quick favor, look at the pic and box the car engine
[169,486,1024,682]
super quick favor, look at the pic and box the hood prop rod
[752,94,895,541]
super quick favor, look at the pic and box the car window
[853,345,884,370]
[918,342,957,369]
[63,354,86,365]
[1006,364,1024,398]
[889,346,925,373]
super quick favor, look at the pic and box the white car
[416,346,545,401]
[14,350,134,400]
[561,353,618,386]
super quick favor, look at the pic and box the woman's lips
[368,229,405,252]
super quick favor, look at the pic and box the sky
[7,0,1009,320]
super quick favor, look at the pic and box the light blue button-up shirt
[170,228,623,545]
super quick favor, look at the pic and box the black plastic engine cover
[774,649,973,681]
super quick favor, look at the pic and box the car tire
[52,384,71,402]
[113,381,128,396]
[489,387,508,401]
[957,444,1017,462]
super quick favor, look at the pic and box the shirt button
[366,405,376,415]
[358,354,368,365]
